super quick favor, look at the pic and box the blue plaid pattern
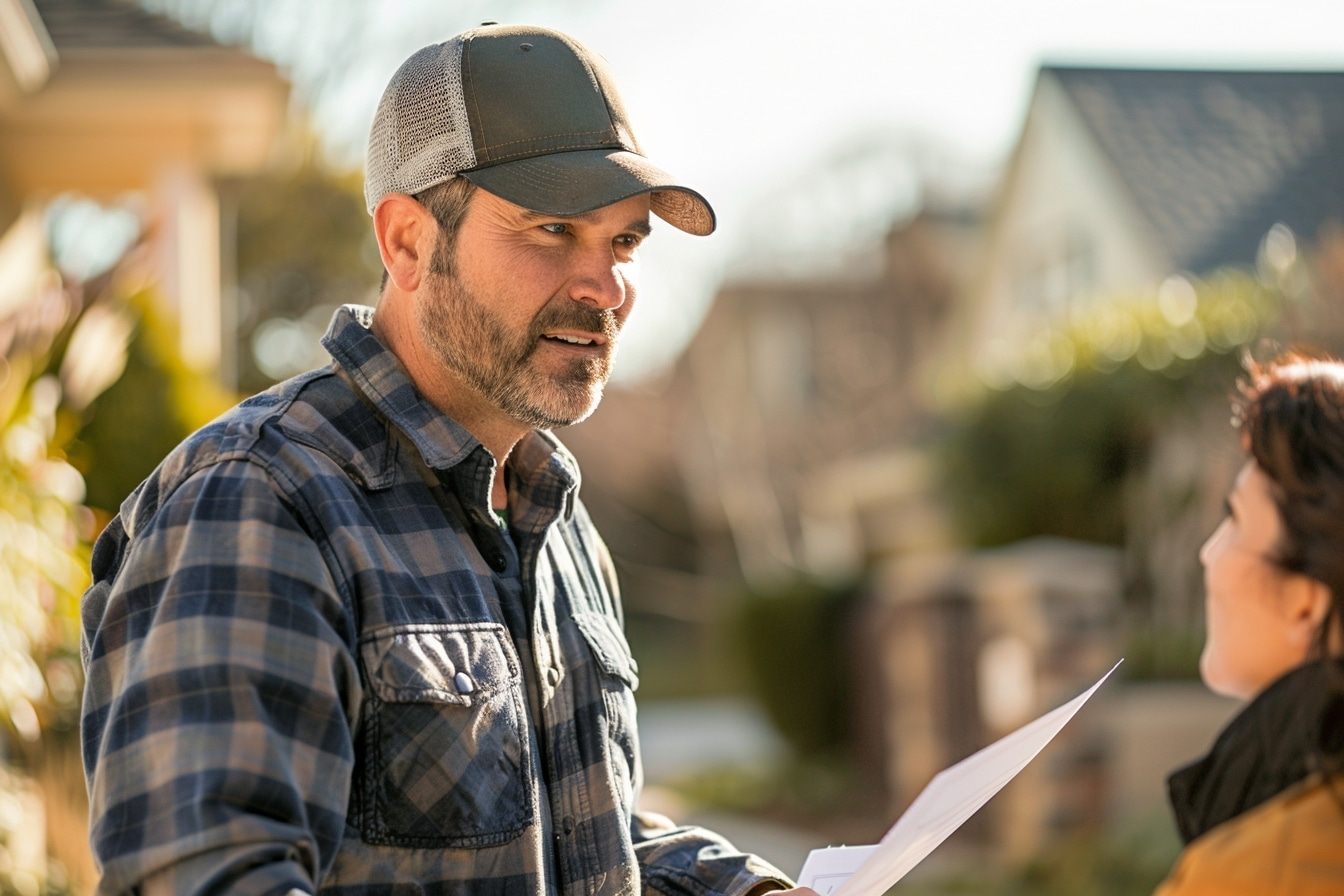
[81,305,792,895]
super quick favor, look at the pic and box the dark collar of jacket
[1166,658,1344,844]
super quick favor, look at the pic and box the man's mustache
[527,304,620,345]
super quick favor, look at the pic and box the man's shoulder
[117,365,393,533]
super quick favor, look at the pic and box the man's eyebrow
[517,208,653,235]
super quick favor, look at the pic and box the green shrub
[938,273,1277,549]
[730,577,862,758]
[1123,626,1204,681]
[72,286,236,514]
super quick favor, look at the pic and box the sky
[146,0,1344,382]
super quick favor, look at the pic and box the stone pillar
[872,539,1122,860]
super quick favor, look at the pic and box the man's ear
[373,194,434,292]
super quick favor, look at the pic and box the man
[80,22,815,896]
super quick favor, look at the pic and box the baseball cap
[365,23,716,236]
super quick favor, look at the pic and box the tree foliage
[0,246,231,892]
[230,150,382,391]
[0,268,116,894]
[938,273,1280,548]
[73,285,237,515]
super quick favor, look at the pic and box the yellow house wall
[0,47,286,373]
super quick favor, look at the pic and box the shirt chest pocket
[356,623,534,848]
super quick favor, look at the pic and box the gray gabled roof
[1047,66,1344,273]
[31,0,224,51]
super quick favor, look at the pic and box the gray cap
[365,24,715,235]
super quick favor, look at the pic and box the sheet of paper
[797,845,878,894]
[799,660,1121,896]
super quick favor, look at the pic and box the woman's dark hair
[1235,350,1344,770]
[1236,351,1344,659]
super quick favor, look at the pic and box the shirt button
[546,666,561,688]
[454,672,475,695]
[488,551,507,572]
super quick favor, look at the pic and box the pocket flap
[360,623,518,705]
[573,613,640,690]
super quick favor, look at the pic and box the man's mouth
[542,332,605,347]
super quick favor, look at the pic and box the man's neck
[490,465,510,513]
[371,299,523,507]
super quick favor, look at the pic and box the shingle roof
[1047,66,1344,273]
[31,0,224,51]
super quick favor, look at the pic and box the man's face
[417,189,652,429]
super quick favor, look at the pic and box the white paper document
[797,661,1122,896]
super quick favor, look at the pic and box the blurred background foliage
[731,577,863,759]
[72,286,237,515]
[0,256,140,893]
[229,150,381,391]
[937,272,1278,549]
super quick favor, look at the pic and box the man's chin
[545,394,604,429]
[506,383,606,430]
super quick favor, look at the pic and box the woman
[1155,352,1344,895]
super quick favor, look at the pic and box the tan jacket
[1155,774,1344,896]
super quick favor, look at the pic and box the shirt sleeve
[630,809,796,895]
[580,504,793,895]
[81,459,362,895]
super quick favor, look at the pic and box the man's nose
[565,249,628,311]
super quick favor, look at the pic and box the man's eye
[541,223,568,235]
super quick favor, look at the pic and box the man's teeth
[548,334,594,345]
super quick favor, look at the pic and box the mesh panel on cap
[364,39,476,213]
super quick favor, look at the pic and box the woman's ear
[1285,576,1333,654]
[373,193,433,292]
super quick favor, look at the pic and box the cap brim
[461,149,716,236]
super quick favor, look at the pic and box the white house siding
[965,73,1169,386]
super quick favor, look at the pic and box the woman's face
[1199,460,1324,700]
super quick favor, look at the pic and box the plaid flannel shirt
[81,305,791,896]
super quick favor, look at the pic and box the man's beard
[417,268,620,430]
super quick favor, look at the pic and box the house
[877,66,1344,850]
[675,206,980,586]
[0,0,289,377]
[957,66,1344,386]
[947,65,1344,631]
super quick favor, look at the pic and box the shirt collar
[321,304,580,518]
